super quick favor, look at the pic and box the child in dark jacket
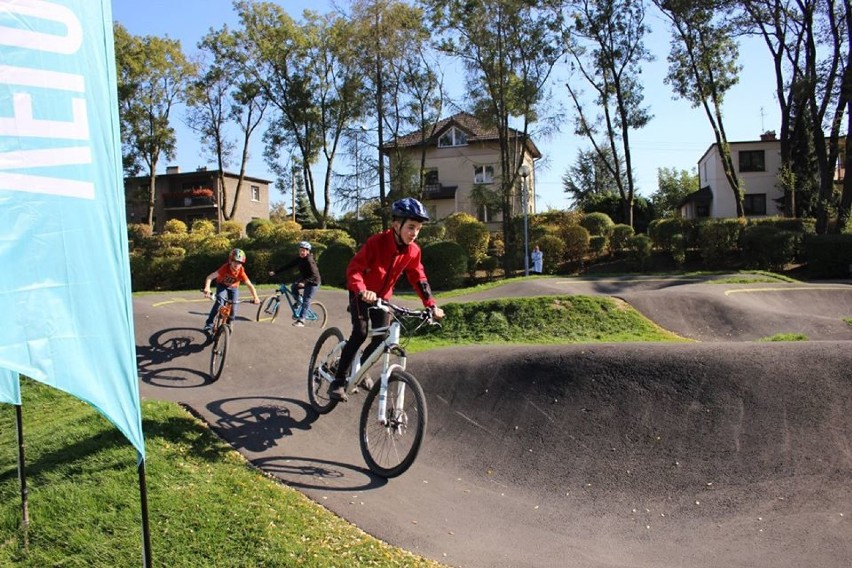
[269,241,321,327]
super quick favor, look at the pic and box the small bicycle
[205,295,252,382]
[307,299,440,478]
[256,282,327,328]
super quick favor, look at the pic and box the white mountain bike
[307,299,439,478]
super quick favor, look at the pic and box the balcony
[423,183,457,200]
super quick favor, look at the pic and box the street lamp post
[519,164,530,277]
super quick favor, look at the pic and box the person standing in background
[531,245,543,275]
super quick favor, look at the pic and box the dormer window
[438,126,468,148]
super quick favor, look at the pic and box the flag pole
[138,459,152,568]
[15,404,29,547]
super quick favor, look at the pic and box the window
[738,150,765,172]
[251,185,260,201]
[474,165,494,184]
[696,204,710,218]
[438,126,468,148]
[743,193,767,215]
[477,204,495,223]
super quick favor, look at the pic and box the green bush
[443,212,479,241]
[220,220,243,240]
[580,212,615,238]
[804,234,852,278]
[610,224,634,255]
[190,219,216,237]
[536,234,565,275]
[246,218,273,239]
[127,223,153,250]
[421,241,467,290]
[317,242,356,288]
[561,224,590,265]
[345,218,384,246]
[301,228,356,249]
[272,221,303,244]
[589,235,608,258]
[697,218,744,267]
[670,234,686,268]
[455,220,490,277]
[627,234,653,270]
[418,223,446,246]
[741,224,801,271]
[163,219,188,234]
[479,255,500,280]
[648,217,687,250]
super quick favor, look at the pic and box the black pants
[334,291,390,381]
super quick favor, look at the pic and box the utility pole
[291,166,297,222]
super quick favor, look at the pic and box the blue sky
[111,0,782,213]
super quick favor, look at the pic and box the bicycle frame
[274,283,311,318]
[316,303,410,426]
[212,299,237,332]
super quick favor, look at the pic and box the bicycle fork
[377,351,407,428]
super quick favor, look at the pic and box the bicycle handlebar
[373,298,438,324]
[201,290,255,304]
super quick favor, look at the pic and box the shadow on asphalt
[251,455,390,491]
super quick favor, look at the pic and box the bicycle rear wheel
[256,296,280,323]
[359,369,427,478]
[307,327,345,414]
[304,301,328,329]
[209,325,230,382]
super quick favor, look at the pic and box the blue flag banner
[0,0,144,456]
[0,368,21,405]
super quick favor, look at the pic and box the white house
[681,132,785,219]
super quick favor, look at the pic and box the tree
[188,26,269,229]
[562,147,626,210]
[565,0,653,227]
[651,167,699,218]
[349,0,436,228]
[653,0,745,217]
[738,0,851,231]
[233,1,365,227]
[114,23,195,228]
[424,0,568,272]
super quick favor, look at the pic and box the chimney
[760,131,777,141]
[166,165,180,174]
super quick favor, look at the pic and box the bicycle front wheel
[307,327,345,414]
[209,325,230,382]
[304,301,328,329]
[256,296,280,323]
[359,370,427,478]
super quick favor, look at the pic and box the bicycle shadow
[250,455,389,491]
[205,396,320,453]
[137,326,212,388]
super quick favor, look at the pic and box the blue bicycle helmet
[298,241,312,251]
[391,197,430,222]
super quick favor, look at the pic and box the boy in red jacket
[330,198,445,401]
